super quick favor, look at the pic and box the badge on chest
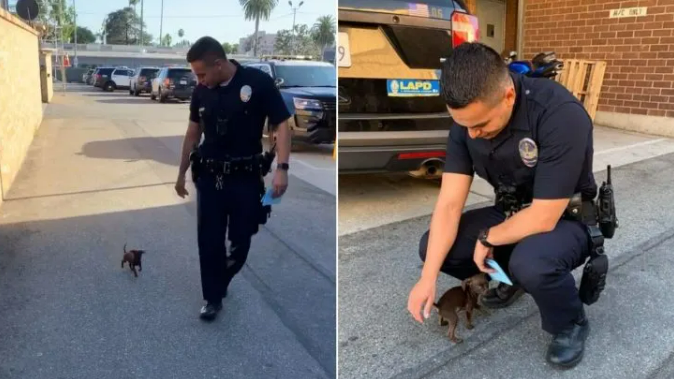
[240,85,252,103]
[518,138,538,167]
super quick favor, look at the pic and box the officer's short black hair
[440,42,511,109]
[187,36,227,65]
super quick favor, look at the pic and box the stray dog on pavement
[434,273,490,343]
[121,243,145,277]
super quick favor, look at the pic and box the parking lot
[338,126,674,378]
[0,83,336,379]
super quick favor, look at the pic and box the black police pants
[418,206,591,335]
[196,173,261,304]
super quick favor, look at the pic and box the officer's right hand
[175,175,189,198]
[407,276,436,324]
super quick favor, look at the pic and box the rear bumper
[163,88,193,99]
[338,130,448,173]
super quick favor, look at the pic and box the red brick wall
[521,0,674,118]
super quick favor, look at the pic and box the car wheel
[151,91,156,100]
[159,89,166,103]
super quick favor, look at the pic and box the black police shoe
[480,282,525,309]
[546,309,590,369]
[199,301,223,321]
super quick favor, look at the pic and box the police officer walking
[175,36,291,321]
[407,42,606,368]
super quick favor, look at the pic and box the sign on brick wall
[609,7,647,19]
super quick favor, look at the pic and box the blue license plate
[387,79,440,97]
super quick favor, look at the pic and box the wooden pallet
[554,59,607,121]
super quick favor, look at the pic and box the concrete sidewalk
[338,151,674,378]
[0,87,336,378]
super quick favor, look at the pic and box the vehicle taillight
[451,12,480,47]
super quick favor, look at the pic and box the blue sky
[11,0,335,45]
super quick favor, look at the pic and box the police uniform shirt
[443,72,597,202]
[189,60,291,159]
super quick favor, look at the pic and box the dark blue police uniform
[189,60,290,304]
[419,72,598,335]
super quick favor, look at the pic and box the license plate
[386,79,440,97]
[180,79,187,85]
[338,32,351,68]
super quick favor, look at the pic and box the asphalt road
[0,84,336,379]
[338,128,674,378]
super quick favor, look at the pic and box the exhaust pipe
[408,158,444,179]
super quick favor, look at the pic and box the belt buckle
[223,161,231,174]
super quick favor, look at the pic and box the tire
[151,92,156,100]
[158,89,166,103]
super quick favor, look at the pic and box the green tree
[75,26,96,44]
[161,33,173,46]
[311,15,335,57]
[275,24,319,56]
[37,0,76,42]
[222,42,233,54]
[239,0,278,57]
[104,7,148,45]
[232,43,239,54]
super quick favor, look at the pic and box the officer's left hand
[272,170,288,198]
[473,240,496,274]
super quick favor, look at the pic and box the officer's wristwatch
[478,228,494,248]
[277,163,289,171]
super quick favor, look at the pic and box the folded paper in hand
[485,258,513,285]
[261,188,283,206]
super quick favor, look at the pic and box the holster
[564,192,611,306]
[189,146,201,183]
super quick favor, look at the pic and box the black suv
[151,67,197,102]
[338,0,480,176]
[244,56,336,145]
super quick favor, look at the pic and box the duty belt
[200,155,263,175]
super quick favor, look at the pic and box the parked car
[94,67,134,91]
[93,67,114,88]
[337,0,480,177]
[82,68,95,84]
[244,55,336,146]
[150,67,197,102]
[129,67,160,96]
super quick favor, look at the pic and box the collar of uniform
[487,72,529,146]
[507,72,530,132]
[218,59,243,87]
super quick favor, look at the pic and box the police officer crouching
[175,37,292,321]
[407,43,616,369]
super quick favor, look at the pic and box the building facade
[469,0,674,137]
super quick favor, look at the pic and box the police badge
[518,137,538,168]
[240,85,252,103]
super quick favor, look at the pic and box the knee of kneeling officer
[418,230,430,262]
[508,243,554,293]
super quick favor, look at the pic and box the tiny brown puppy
[433,273,490,343]
[121,243,145,277]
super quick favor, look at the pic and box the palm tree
[312,15,336,58]
[239,0,278,57]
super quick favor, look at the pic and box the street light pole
[288,1,303,55]
[159,0,164,45]
[140,0,144,46]
[73,0,77,67]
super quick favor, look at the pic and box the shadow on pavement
[95,98,165,105]
[79,136,183,167]
[0,200,335,378]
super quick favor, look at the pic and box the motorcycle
[505,51,563,79]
